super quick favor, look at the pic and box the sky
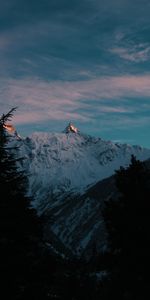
[0,0,150,148]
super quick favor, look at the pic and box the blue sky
[0,0,150,147]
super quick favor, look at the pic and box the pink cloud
[13,110,88,125]
[1,74,150,126]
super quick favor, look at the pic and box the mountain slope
[45,159,150,258]
[9,126,150,256]
[19,130,150,208]
[44,174,117,258]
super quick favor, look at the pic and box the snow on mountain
[7,124,150,257]
[4,123,21,139]
[17,127,150,210]
[63,122,79,134]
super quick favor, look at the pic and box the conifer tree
[102,155,150,299]
[0,108,43,298]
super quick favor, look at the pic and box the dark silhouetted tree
[0,108,46,298]
[102,154,150,299]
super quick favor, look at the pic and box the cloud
[12,110,88,125]
[1,0,150,83]
[110,44,150,62]
[0,74,150,129]
[95,105,133,113]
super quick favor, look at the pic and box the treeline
[101,154,150,299]
[0,108,150,299]
[0,108,63,299]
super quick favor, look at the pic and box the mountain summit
[3,123,21,139]
[63,122,79,134]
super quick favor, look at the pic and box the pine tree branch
[0,107,18,125]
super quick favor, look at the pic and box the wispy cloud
[95,105,133,114]
[110,44,150,62]
[0,0,150,147]
[0,74,150,128]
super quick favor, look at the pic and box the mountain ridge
[6,125,150,257]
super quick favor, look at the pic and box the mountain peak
[63,122,79,134]
[3,123,21,139]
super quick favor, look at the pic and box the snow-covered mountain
[17,125,150,208]
[7,123,150,257]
